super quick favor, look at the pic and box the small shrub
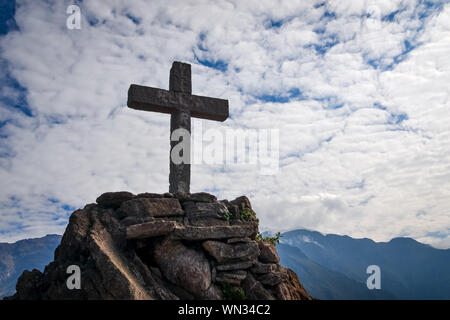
[256,232,282,245]
[239,203,259,223]
[223,211,231,222]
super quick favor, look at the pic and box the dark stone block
[96,192,135,209]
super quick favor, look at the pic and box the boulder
[183,201,229,226]
[251,262,279,274]
[10,269,44,300]
[189,193,218,203]
[154,239,211,297]
[202,240,259,264]
[96,192,134,209]
[216,261,254,271]
[258,241,280,263]
[172,224,258,241]
[183,201,228,218]
[175,192,217,203]
[241,273,275,300]
[119,198,183,219]
[126,221,179,240]
[230,196,253,210]
[135,193,164,199]
[223,196,256,220]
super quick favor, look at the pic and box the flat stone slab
[184,217,229,227]
[216,261,254,271]
[120,198,183,219]
[227,237,252,244]
[251,262,280,274]
[96,191,134,209]
[172,223,257,241]
[215,270,247,286]
[202,240,259,263]
[135,193,164,199]
[126,221,178,240]
[176,192,217,203]
[182,201,229,226]
[183,201,228,218]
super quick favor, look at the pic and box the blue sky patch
[254,87,306,103]
[194,54,228,72]
[0,0,18,35]
[321,11,336,20]
[389,112,409,125]
[382,9,401,22]
[125,13,141,25]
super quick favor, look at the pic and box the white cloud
[0,0,449,248]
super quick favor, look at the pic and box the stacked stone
[8,191,311,300]
[95,191,310,300]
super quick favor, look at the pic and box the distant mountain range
[1,231,449,299]
[0,234,61,298]
[277,229,450,299]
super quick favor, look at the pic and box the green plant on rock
[239,203,259,223]
[256,232,282,245]
[219,282,246,300]
[223,211,231,222]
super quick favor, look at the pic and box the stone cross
[127,61,229,194]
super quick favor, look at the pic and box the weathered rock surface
[119,198,183,218]
[203,240,259,263]
[96,192,134,209]
[251,262,279,274]
[183,201,229,226]
[154,239,211,297]
[215,270,247,286]
[126,221,178,239]
[172,224,258,241]
[258,241,280,264]
[216,261,253,271]
[6,191,312,300]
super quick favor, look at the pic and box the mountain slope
[279,229,450,299]
[0,234,62,298]
[277,243,395,299]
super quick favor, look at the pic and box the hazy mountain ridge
[0,234,62,298]
[277,243,396,299]
[278,229,450,299]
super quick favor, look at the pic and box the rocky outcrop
[6,192,312,300]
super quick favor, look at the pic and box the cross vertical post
[169,62,191,194]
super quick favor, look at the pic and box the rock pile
[7,192,312,300]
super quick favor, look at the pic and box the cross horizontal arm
[127,84,229,122]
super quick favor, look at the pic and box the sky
[0,0,449,249]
